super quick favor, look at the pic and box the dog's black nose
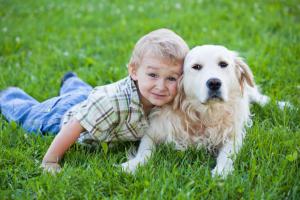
[206,78,222,91]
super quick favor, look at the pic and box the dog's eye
[192,64,202,70]
[219,61,228,68]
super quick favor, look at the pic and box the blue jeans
[0,77,92,134]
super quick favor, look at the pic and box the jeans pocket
[42,96,63,113]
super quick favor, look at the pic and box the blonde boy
[39,28,189,172]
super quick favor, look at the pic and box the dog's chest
[186,122,206,137]
[184,106,235,147]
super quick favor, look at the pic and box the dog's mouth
[206,91,224,102]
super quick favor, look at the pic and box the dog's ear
[173,75,185,110]
[234,55,255,88]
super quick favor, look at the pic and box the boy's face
[129,53,183,112]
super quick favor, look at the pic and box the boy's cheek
[170,85,178,97]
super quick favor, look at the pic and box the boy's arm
[42,119,84,173]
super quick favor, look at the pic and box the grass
[0,0,299,199]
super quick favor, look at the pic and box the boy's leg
[59,72,92,95]
[0,87,65,134]
[0,86,89,135]
[0,87,39,123]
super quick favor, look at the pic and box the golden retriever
[121,45,269,178]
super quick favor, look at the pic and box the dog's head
[176,45,254,105]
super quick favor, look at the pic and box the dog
[121,45,270,178]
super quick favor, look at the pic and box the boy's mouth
[151,93,167,99]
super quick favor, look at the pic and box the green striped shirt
[61,76,149,145]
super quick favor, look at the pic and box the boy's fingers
[41,162,61,174]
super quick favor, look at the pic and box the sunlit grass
[0,0,299,199]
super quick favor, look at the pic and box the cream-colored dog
[121,45,269,178]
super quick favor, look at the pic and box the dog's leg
[247,85,270,106]
[211,133,243,178]
[120,134,155,173]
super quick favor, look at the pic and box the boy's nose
[156,79,166,90]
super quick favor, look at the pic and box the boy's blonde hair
[128,28,189,68]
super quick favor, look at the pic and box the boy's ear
[128,63,138,80]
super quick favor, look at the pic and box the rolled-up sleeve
[74,92,118,136]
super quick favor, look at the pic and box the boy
[0,28,189,173]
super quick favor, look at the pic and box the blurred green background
[0,0,299,199]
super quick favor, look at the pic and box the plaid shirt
[61,76,149,144]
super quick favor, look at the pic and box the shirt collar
[127,77,149,127]
[128,77,143,110]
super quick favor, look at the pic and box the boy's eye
[148,73,158,78]
[167,77,177,81]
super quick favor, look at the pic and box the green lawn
[0,0,299,199]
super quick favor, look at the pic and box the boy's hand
[41,119,84,175]
[41,162,61,174]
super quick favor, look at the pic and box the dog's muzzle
[206,78,223,101]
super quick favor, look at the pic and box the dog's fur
[121,45,269,177]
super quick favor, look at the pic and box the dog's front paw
[211,162,233,178]
[120,160,138,174]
